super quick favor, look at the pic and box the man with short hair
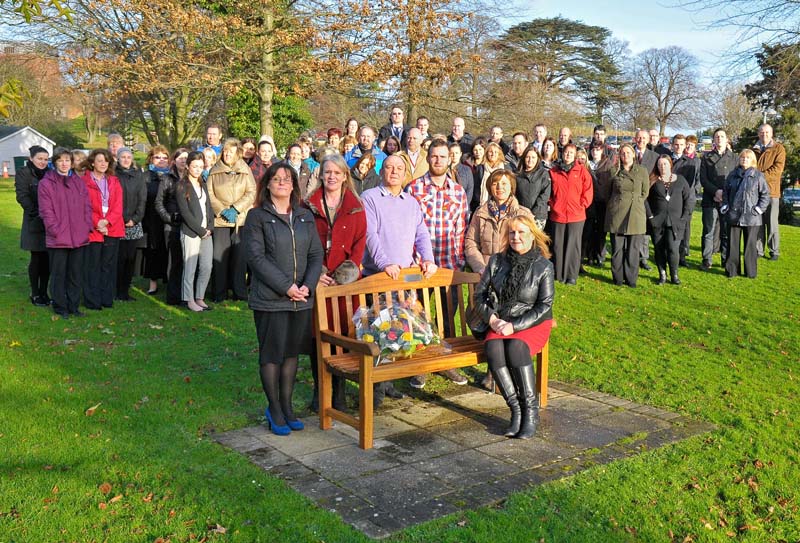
[699,128,738,269]
[506,132,529,172]
[488,125,510,155]
[532,124,547,153]
[557,127,572,155]
[199,124,223,156]
[398,127,428,182]
[647,129,660,149]
[633,129,659,270]
[378,105,411,150]
[107,133,124,158]
[361,155,437,406]
[753,123,785,260]
[416,116,431,141]
[588,124,615,157]
[447,117,474,155]
[344,125,387,173]
[671,134,700,266]
[406,139,469,388]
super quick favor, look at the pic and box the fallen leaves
[99,482,112,494]
[208,523,226,534]
[85,402,102,416]
[8,340,21,347]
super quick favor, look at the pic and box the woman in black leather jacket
[474,215,554,440]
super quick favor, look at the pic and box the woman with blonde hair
[207,137,256,301]
[721,148,770,278]
[473,214,554,439]
[476,141,508,208]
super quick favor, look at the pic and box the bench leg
[537,342,549,408]
[319,353,333,430]
[358,376,374,450]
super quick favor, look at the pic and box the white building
[0,126,55,175]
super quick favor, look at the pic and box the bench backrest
[314,267,481,355]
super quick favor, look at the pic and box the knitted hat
[116,147,133,160]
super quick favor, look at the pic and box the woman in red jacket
[82,149,125,309]
[305,154,367,412]
[548,144,593,284]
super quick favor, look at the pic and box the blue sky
[519,1,749,81]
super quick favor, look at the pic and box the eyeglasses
[153,155,168,160]
[271,177,293,184]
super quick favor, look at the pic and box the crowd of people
[14,109,785,439]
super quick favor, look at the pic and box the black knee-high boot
[513,364,538,439]
[491,366,521,437]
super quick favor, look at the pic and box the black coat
[116,165,147,225]
[243,202,323,312]
[351,166,381,195]
[647,175,693,233]
[699,149,737,207]
[14,162,48,252]
[448,132,475,156]
[515,167,551,223]
[673,154,700,190]
[378,123,411,149]
[474,248,554,332]
[176,180,215,238]
[154,170,181,226]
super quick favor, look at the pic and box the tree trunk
[258,8,274,138]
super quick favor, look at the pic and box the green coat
[605,164,649,235]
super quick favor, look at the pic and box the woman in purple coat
[37,147,93,319]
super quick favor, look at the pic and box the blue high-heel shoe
[286,418,304,431]
[264,408,291,436]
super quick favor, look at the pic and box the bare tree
[627,46,702,134]
[709,81,762,140]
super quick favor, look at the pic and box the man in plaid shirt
[406,138,470,388]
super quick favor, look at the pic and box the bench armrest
[319,329,381,357]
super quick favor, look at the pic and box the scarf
[557,160,575,173]
[487,199,510,221]
[499,248,538,310]
[31,164,49,180]
[149,164,170,174]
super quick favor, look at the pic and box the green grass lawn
[1,177,798,542]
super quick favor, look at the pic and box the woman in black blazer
[176,151,214,311]
[647,155,693,285]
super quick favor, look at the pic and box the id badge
[665,194,671,202]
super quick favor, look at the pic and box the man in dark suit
[634,129,659,270]
[378,105,411,150]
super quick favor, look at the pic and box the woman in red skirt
[473,215,554,439]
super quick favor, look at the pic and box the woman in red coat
[305,154,367,412]
[548,144,593,284]
[82,149,125,309]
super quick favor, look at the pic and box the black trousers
[610,233,642,286]
[28,250,50,298]
[212,226,248,300]
[585,205,608,263]
[550,220,584,283]
[116,238,139,298]
[679,197,696,260]
[84,237,120,308]
[165,226,184,304]
[726,225,759,278]
[652,225,681,276]
[49,246,84,315]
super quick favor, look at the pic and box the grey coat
[722,167,771,227]
[243,202,323,312]
[605,164,649,235]
[15,163,48,252]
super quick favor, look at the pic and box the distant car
[783,187,800,211]
[621,135,633,143]
[659,136,670,144]
[700,136,712,146]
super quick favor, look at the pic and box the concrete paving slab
[215,380,715,539]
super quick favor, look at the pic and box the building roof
[0,125,56,146]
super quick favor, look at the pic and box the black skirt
[253,309,313,364]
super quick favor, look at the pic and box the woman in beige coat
[207,138,256,301]
[464,169,533,390]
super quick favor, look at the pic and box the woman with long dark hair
[515,145,551,231]
[176,151,214,311]
[648,155,692,284]
[15,145,51,306]
[243,162,323,436]
[143,145,171,295]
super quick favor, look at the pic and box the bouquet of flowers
[352,291,449,365]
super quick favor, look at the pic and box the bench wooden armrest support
[314,266,551,449]
[319,329,381,357]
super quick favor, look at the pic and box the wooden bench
[314,266,550,449]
